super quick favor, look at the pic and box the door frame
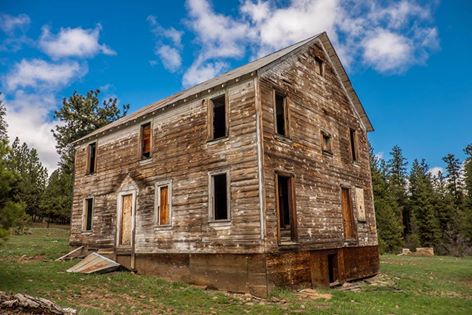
[116,190,136,248]
[275,171,297,242]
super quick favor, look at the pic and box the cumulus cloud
[156,45,182,72]
[39,25,116,59]
[147,15,184,72]
[3,59,87,91]
[0,13,30,35]
[0,13,32,52]
[182,58,228,88]
[178,0,439,86]
[3,91,60,173]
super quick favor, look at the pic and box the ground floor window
[276,174,296,241]
[83,197,93,231]
[209,171,230,221]
[156,182,172,226]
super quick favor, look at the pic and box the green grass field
[1,228,471,314]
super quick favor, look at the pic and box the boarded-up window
[315,57,323,76]
[210,172,229,221]
[341,187,355,240]
[141,123,151,159]
[210,95,227,140]
[156,183,171,225]
[355,187,366,222]
[349,128,357,161]
[275,92,288,136]
[321,131,332,154]
[83,198,93,231]
[87,142,96,174]
[119,194,133,246]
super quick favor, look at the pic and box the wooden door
[120,194,133,246]
[341,188,355,240]
[159,186,169,225]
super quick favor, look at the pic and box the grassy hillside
[1,228,471,314]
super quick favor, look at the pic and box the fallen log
[0,291,76,314]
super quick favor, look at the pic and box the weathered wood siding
[259,40,378,251]
[70,79,264,254]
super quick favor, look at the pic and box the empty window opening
[157,184,171,225]
[87,142,96,174]
[321,131,332,154]
[277,174,295,240]
[349,128,357,161]
[211,95,227,139]
[275,92,287,136]
[315,57,324,76]
[327,254,338,284]
[211,173,229,220]
[341,187,355,240]
[141,123,151,159]
[84,198,93,231]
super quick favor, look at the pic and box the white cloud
[147,16,184,72]
[178,0,439,85]
[156,45,182,72]
[363,30,412,73]
[428,166,444,178]
[39,25,116,59]
[182,59,228,87]
[0,13,32,52]
[4,90,59,173]
[3,59,87,91]
[374,152,384,161]
[0,13,30,35]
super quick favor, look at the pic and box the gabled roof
[74,32,372,145]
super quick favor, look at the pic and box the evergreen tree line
[371,144,472,256]
[0,90,128,240]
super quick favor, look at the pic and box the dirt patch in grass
[16,255,46,264]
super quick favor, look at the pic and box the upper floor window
[275,91,288,137]
[141,122,152,159]
[87,142,96,174]
[349,128,357,161]
[83,197,94,231]
[209,94,227,140]
[315,57,324,76]
[321,131,332,154]
[209,171,230,221]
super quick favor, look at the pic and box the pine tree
[462,144,472,246]
[10,138,48,221]
[0,94,8,142]
[370,146,403,253]
[386,146,409,240]
[0,140,26,241]
[442,153,466,255]
[408,159,440,247]
[40,168,72,224]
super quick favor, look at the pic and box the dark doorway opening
[327,254,338,284]
[277,174,295,241]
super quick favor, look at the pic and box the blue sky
[0,0,470,174]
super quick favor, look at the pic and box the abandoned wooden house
[69,32,378,297]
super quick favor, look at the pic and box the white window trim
[208,169,231,222]
[116,190,137,248]
[86,141,97,175]
[154,180,172,227]
[82,196,94,232]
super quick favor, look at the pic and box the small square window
[315,57,324,76]
[321,131,332,154]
